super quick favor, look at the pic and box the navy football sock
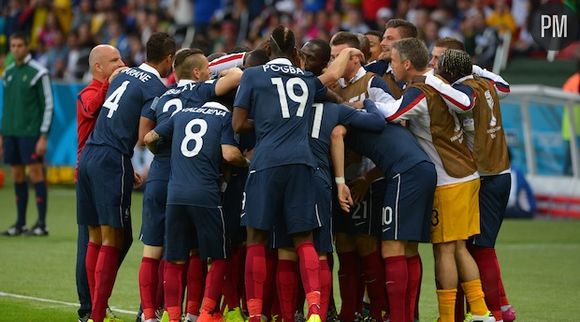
[15,182,28,228]
[34,181,47,228]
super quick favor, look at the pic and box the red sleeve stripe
[387,92,425,122]
[208,53,245,67]
[485,78,510,93]
[440,91,475,111]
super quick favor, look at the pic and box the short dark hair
[356,33,371,62]
[10,31,29,46]
[392,38,429,70]
[146,32,176,63]
[435,37,466,51]
[270,25,296,57]
[385,19,418,39]
[439,49,472,82]
[307,39,331,64]
[245,49,269,68]
[364,30,383,40]
[330,31,360,49]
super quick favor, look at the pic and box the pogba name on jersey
[262,64,305,75]
[122,68,153,82]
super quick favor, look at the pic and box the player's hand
[243,148,255,161]
[337,183,354,212]
[35,135,48,156]
[109,67,128,82]
[133,172,144,189]
[349,176,370,204]
[346,101,364,109]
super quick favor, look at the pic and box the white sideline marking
[0,291,138,315]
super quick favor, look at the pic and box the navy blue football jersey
[345,123,431,176]
[309,100,385,182]
[143,80,218,182]
[154,101,238,207]
[233,58,327,171]
[87,63,167,156]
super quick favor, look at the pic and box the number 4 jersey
[233,58,327,171]
[153,102,238,207]
[87,63,167,156]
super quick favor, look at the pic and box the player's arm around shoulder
[472,64,510,98]
[425,73,475,113]
[215,67,243,96]
[222,144,249,168]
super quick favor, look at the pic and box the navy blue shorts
[2,136,42,165]
[381,161,436,242]
[272,170,333,253]
[76,145,133,228]
[470,173,511,248]
[164,204,228,261]
[139,179,168,246]
[241,165,319,234]
[334,178,385,237]
[222,170,248,246]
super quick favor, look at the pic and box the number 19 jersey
[87,63,167,157]
[233,58,327,171]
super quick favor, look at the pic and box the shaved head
[89,45,125,80]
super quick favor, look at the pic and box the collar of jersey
[386,62,393,74]
[339,66,366,88]
[138,63,162,81]
[177,79,195,87]
[23,54,32,64]
[266,58,293,66]
[453,74,474,85]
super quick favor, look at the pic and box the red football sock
[319,259,332,322]
[455,286,465,322]
[245,244,267,320]
[364,251,387,320]
[201,259,227,313]
[91,245,120,322]
[186,254,204,316]
[470,246,501,319]
[406,255,422,322]
[276,259,298,322]
[338,251,359,321]
[164,262,186,322]
[155,259,166,310]
[384,256,408,322]
[296,241,321,317]
[493,249,510,308]
[85,242,101,302]
[139,257,160,320]
[263,251,277,317]
[223,246,244,309]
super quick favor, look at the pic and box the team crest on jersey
[22,74,27,82]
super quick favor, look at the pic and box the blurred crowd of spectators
[0,0,559,81]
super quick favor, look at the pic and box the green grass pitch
[1,182,579,321]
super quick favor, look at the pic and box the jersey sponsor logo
[262,64,305,75]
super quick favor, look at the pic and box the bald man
[75,44,125,322]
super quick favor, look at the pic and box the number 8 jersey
[87,63,167,156]
[233,58,327,171]
[153,102,238,207]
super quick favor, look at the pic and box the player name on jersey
[122,68,153,82]
[262,64,305,75]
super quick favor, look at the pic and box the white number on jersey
[271,77,309,118]
[180,119,208,157]
[103,81,130,118]
[311,103,324,139]
[162,98,183,118]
